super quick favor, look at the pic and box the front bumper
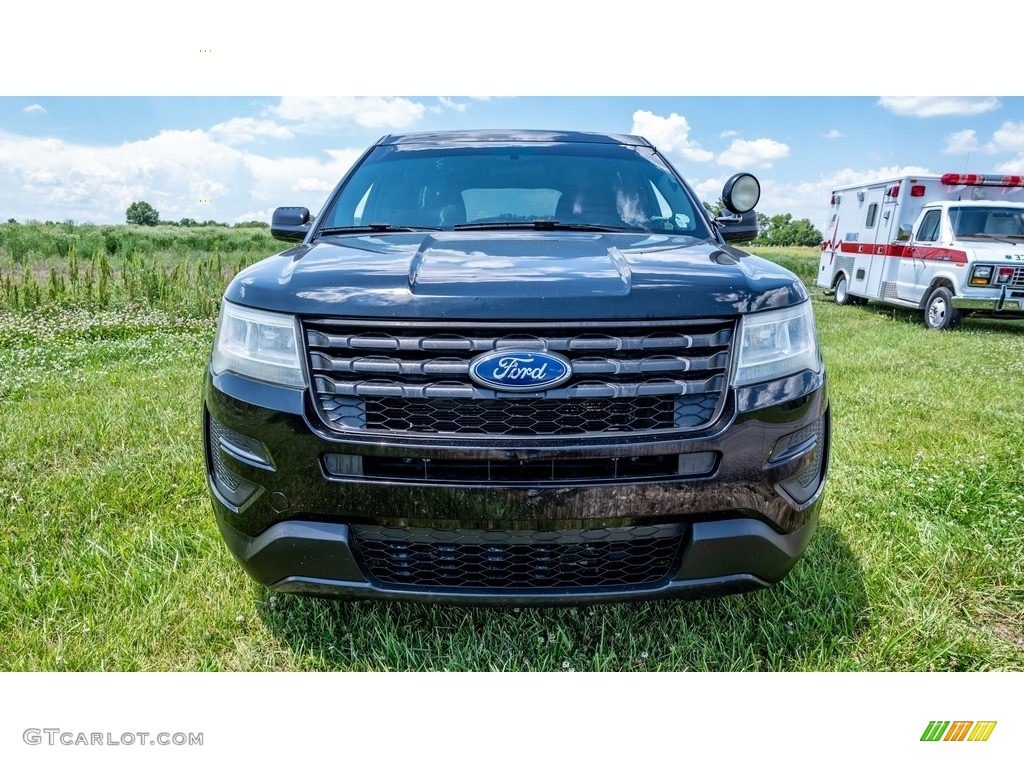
[216,514,817,606]
[204,368,829,604]
[953,285,1024,314]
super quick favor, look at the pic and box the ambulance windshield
[950,206,1024,238]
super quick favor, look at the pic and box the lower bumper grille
[365,395,680,435]
[351,524,685,590]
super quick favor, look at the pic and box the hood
[950,237,1024,256]
[225,231,806,320]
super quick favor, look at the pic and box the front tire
[924,286,962,330]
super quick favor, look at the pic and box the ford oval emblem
[469,350,572,392]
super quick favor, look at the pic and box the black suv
[203,129,829,605]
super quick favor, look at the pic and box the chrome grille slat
[304,319,734,436]
[308,329,732,353]
[309,350,730,377]
[313,374,727,399]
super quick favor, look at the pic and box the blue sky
[1,2,1020,231]
[4,95,1024,229]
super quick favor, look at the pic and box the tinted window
[321,142,709,236]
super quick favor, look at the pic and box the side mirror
[896,225,912,242]
[271,207,311,243]
[716,209,758,242]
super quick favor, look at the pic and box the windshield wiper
[957,232,1024,244]
[453,220,633,232]
[317,223,442,236]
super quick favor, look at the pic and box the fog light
[770,416,827,505]
[207,415,264,508]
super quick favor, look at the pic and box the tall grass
[0,222,277,317]
[0,221,275,263]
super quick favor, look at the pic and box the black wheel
[923,286,962,330]
[834,275,855,306]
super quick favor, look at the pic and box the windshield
[318,141,710,237]
[950,206,1024,237]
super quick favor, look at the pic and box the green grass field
[1,231,1021,671]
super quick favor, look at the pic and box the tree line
[703,201,822,247]
[125,201,266,229]
[122,199,823,245]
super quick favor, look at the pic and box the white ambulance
[816,173,1024,328]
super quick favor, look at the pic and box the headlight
[970,265,993,286]
[211,302,307,388]
[733,302,821,387]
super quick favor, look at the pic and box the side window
[916,210,941,242]
[865,203,878,229]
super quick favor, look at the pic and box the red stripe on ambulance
[838,242,968,264]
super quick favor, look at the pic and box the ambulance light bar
[940,173,1024,187]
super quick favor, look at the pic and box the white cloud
[878,97,1000,118]
[690,176,731,208]
[691,164,939,225]
[943,121,1024,155]
[995,155,1024,173]
[631,110,714,163]
[692,174,820,223]
[942,129,979,154]
[824,129,844,139]
[22,103,46,115]
[717,138,789,169]
[434,97,468,113]
[0,128,361,224]
[719,130,739,139]
[822,165,934,189]
[269,96,427,132]
[210,117,294,144]
[778,165,933,222]
[989,121,1024,153]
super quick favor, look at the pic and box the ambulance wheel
[834,275,855,305]
[924,286,962,330]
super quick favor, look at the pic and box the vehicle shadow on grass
[255,522,869,671]
[842,301,1024,335]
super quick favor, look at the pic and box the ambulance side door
[861,188,887,297]
[899,208,940,303]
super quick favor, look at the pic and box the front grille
[1008,266,1024,288]
[305,319,733,437]
[351,524,685,590]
